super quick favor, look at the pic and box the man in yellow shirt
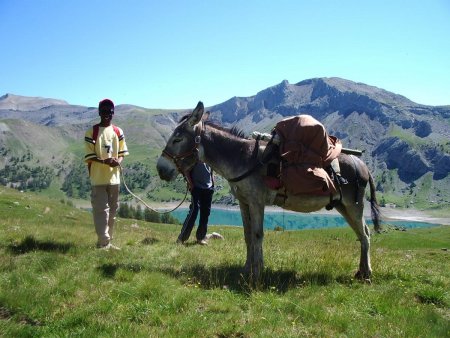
[84,99,129,249]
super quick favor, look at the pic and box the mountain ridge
[0,93,69,111]
[1,77,449,210]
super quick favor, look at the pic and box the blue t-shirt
[191,162,213,189]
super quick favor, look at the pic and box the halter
[161,122,203,177]
[162,121,266,184]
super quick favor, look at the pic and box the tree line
[0,163,53,192]
[61,161,155,200]
[117,202,180,225]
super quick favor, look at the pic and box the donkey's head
[156,101,205,181]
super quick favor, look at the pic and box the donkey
[156,101,381,284]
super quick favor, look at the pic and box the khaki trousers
[91,184,120,246]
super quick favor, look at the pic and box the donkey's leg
[238,201,252,273]
[239,200,265,283]
[248,201,265,282]
[336,204,372,281]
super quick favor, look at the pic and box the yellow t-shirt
[84,125,129,186]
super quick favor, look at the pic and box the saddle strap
[325,165,343,210]
[229,139,262,182]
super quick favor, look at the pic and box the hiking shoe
[205,232,224,240]
[98,243,121,250]
[336,175,348,185]
[197,239,208,246]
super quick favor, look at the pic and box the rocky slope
[1,78,449,209]
[208,78,450,187]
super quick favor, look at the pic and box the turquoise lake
[170,208,440,230]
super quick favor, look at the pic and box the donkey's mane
[204,120,247,139]
[179,113,247,139]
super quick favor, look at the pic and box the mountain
[209,78,450,186]
[1,78,449,210]
[0,93,68,111]
[210,78,449,135]
[0,94,185,148]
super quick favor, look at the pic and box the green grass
[389,125,429,147]
[0,186,449,337]
[377,169,450,211]
[126,145,161,163]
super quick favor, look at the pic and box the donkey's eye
[173,138,182,144]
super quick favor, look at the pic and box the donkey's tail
[369,172,382,233]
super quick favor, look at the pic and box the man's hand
[104,158,121,167]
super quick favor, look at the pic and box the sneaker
[336,175,348,185]
[98,243,121,250]
[197,239,208,246]
[205,232,224,240]
[176,238,185,245]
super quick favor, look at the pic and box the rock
[413,120,432,137]
[373,137,429,182]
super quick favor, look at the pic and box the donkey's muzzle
[156,156,177,181]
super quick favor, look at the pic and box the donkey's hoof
[355,270,371,282]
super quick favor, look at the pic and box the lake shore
[73,195,449,225]
[152,202,450,226]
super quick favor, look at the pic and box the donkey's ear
[201,111,210,121]
[187,101,204,126]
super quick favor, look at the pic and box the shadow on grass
[98,263,145,278]
[0,302,42,326]
[141,237,159,245]
[161,265,355,293]
[97,261,354,293]
[7,235,73,255]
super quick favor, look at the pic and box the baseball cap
[98,99,115,114]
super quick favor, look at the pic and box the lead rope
[119,164,189,214]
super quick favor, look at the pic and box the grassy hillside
[1,101,450,213]
[1,187,449,337]
[0,116,233,206]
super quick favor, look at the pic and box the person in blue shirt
[177,161,214,245]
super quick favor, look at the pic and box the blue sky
[1,0,449,109]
